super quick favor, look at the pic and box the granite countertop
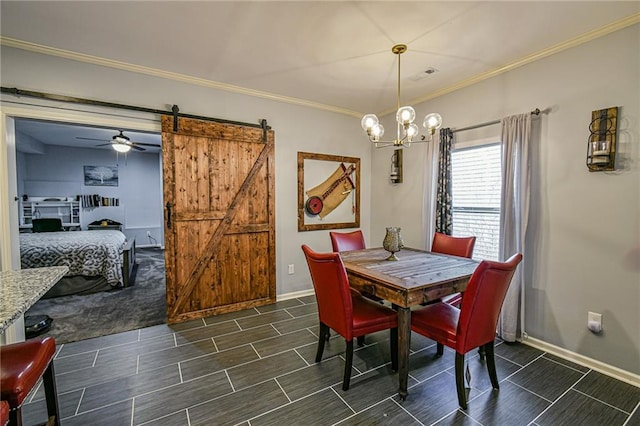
[0,266,68,332]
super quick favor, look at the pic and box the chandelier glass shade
[361,44,442,148]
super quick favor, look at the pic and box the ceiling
[1,1,638,150]
[14,119,162,153]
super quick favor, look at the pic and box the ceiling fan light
[112,143,131,153]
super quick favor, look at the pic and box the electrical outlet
[588,311,602,333]
[588,311,602,325]
[288,264,295,275]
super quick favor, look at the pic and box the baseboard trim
[277,289,315,301]
[523,336,640,387]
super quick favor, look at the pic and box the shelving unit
[19,197,81,231]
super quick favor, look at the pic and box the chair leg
[316,322,329,362]
[455,352,468,409]
[436,342,444,356]
[343,339,354,391]
[357,336,365,346]
[390,327,398,371]
[42,360,61,426]
[9,407,19,426]
[484,341,500,389]
[478,345,486,360]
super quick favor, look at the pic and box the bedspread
[20,230,126,287]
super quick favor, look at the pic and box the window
[451,143,501,261]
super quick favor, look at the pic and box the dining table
[340,247,479,400]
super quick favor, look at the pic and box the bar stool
[0,337,60,426]
[1,401,9,426]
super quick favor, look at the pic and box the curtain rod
[452,108,541,134]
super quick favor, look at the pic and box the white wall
[371,25,639,375]
[0,45,371,297]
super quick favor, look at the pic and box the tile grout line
[224,369,236,393]
[74,388,86,416]
[623,401,640,426]
[330,386,357,414]
[130,397,135,426]
[572,387,633,415]
[527,367,590,424]
[274,377,292,403]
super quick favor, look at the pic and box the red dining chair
[1,336,61,426]
[0,401,9,426]
[330,230,382,304]
[431,232,476,307]
[330,230,382,345]
[329,230,366,253]
[410,253,523,409]
[301,244,398,391]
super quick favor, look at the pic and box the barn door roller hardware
[1,87,271,142]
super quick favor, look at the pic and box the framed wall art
[84,165,119,186]
[297,152,360,232]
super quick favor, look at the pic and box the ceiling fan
[76,130,160,152]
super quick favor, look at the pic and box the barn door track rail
[1,86,271,142]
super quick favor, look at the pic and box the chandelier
[361,44,442,148]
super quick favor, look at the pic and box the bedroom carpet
[25,247,166,344]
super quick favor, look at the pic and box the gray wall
[1,24,637,377]
[0,44,372,298]
[17,145,163,245]
[371,25,639,375]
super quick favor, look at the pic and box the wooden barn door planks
[162,116,275,324]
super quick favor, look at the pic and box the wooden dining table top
[340,247,479,307]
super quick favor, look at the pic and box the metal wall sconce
[587,106,618,172]
[390,149,403,183]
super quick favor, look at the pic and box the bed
[20,230,131,298]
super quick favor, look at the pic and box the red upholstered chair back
[330,230,366,252]
[431,232,476,258]
[456,253,522,353]
[302,245,354,340]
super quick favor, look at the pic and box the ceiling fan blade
[96,143,112,147]
[131,142,161,147]
[130,145,146,151]
[77,136,109,142]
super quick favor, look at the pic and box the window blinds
[451,143,502,261]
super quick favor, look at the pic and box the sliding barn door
[162,116,275,323]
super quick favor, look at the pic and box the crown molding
[2,12,638,120]
[0,37,362,119]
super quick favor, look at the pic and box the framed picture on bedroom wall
[84,165,119,187]
[297,152,360,232]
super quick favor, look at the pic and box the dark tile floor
[22,296,640,425]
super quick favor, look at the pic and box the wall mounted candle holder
[390,149,403,183]
[586,107,618,172]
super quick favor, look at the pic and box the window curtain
[498,112,531,342]
[422,130,440,249]
[435,128,453,235]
